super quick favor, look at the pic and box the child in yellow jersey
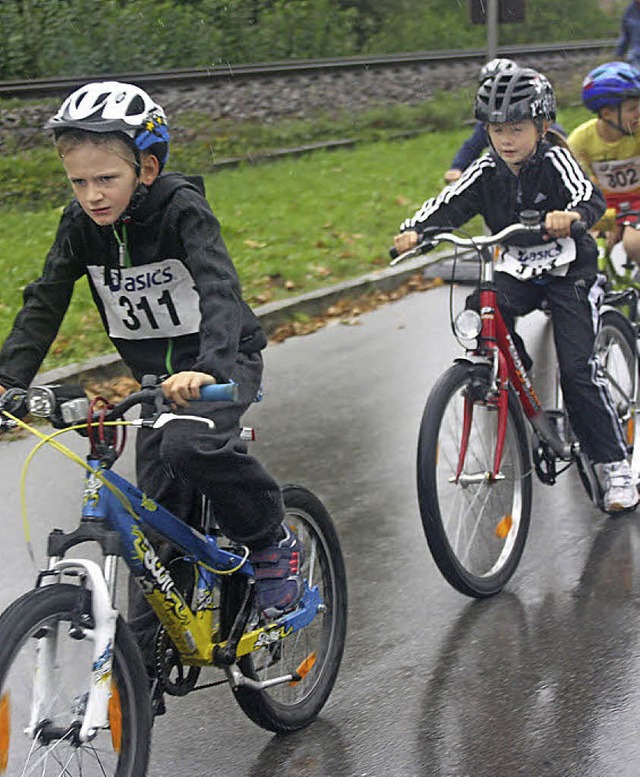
[568,61,640,265]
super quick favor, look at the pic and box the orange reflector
[495,515,512,540]
[108,683,123,754]
[289,652,317,686]
[627,417,635,447]
[0,691,9,773]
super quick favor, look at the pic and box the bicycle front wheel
[233,485,347,733]
[417,362,532,598]
[0,583,151,776]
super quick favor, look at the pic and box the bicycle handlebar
[389,213,587,265]
[0,376,239,431]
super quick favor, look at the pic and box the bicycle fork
[30,558,118,745]
[456,288,514,483]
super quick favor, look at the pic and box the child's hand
[394,230,419,254]
[544,210,580,239]
[444,169,462,183]
[162,371,216,407]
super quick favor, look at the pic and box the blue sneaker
[249,525,305,618]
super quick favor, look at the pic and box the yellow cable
[3,412,248,576]
[5,414,137,551]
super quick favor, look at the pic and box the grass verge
[0,102,591,373]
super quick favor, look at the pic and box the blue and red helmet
[582,62,640,113]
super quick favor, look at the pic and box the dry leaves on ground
[269,270,442,342]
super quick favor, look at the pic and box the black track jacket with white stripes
[401,139,605,275]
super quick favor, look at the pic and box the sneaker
[249,525,305,618]
[602,459,639,513]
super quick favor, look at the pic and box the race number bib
[592,156,640,193]
[496,238,576,280]
[87,259,201,340]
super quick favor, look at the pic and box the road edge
[36,249,459,386]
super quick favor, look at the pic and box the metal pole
[487,0,498,60]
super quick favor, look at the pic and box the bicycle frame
[33,457,323,740]
[597,208,640,295]
[0,398,322,746]
[457,248,574,482]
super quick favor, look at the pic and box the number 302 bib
[496,238,576,280]
[87,259,201,340]
[591,156,640,194]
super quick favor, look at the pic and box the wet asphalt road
[2,285,640,776]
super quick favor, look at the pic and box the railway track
[0,39,617,99]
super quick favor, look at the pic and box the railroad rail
[0,39,617,99]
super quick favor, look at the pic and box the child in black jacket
[395,67,638,514]
[0,82,304,620]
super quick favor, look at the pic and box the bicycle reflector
[454,309,482,340]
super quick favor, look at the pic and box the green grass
[0,103,592,373]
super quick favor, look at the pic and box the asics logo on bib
[108,266,174,293]
[515,244,562,264]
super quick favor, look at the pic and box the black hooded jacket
[0,173,266,389]
[401,139,606,274]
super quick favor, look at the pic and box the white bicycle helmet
[47,81,170,166]
[478,57,517,83]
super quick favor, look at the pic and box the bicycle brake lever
[132,413,216,430]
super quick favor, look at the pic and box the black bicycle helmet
[47,81,170,168]
[475,67,557,124]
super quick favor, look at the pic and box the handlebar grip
[389,246,399,260]
[196,382,239,402]
[570,220,587,238]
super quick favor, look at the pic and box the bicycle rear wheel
[570,308,638,504]
[0,584,151,776]
[417,362,532,598]
[595,308,637,454]
[232,485,347,733]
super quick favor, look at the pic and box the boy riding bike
[395,67,639,513]
[444,58,566,184]
[0,82,304,625]
[568,62,640,268]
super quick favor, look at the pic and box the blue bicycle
[0,377,347,776]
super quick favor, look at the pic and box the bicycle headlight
[26,386,56,418]
[453,309,482,340]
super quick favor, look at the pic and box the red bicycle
[391,211,638,597]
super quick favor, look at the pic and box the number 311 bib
[87,259,201,340]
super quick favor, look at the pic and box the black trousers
[135,351,284,548]
[494,271,627,464]
[129,351,284,650]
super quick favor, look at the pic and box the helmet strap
[599,107,634,137]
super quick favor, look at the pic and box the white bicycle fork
[28,558,118,744]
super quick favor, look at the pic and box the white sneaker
[602,460,639,514]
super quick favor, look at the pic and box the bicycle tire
[0,583,151,776]
[232,484,347,733]
[571,308,639,505]
[417,362,532,598]
[595,308,637,453]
